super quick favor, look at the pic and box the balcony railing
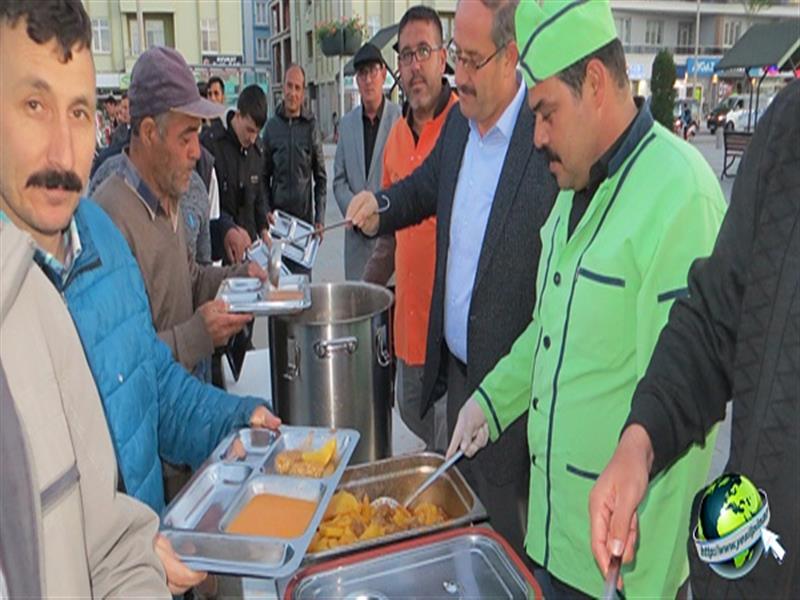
[623,44,728,56]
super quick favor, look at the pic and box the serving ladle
[371,449,464,510]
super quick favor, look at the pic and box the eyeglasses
[447,39,507,73]
[398,44,443,66]
[356,63,383,80]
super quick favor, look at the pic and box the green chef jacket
[474,109,727,597]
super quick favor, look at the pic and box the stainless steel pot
[269,282,394,464]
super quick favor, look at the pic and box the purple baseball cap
[129,46,226,120]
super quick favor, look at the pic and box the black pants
[446,350,531,567]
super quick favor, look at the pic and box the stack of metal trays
[216,275,310,316]
[304,452,487,563]
[269,210,320,270]
[284,527,542,599]
[160,426,360,578]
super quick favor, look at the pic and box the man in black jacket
[201,84,269,244]
[263,64,327,234]
[589,79,799,598]
[347,0,557,561]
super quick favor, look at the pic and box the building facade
[83,0,247,104]
[242,0,272,94]
[609,0,799,109]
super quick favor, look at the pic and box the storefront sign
[686,57,720,77]
[202,54,244,67]
[627,63,646,79]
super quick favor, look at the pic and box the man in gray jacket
[334,43,401,279]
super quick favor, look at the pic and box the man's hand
[589,424,653,585]
[314,222,325,244]
[224,226,251,264]
[346,191,380,236]
[250,405,282,429]
[260,227,272,248]
[246,261,268,281]
[198,299,253,347]
[154,533,207,595]
[267,211,276,226]
[446,396,490,459]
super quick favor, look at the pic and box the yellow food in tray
[275,438,337,478]
[308,490,448,552]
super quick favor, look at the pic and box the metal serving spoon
[371,450,464,510]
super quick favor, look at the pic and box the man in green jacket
[447,1,727,597]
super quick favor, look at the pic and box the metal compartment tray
[160,426,360,578]
[304,452,487,563]
[269,210,320,270]
[285,526,542,599]
[245,239,292,277]
[216,274,310,316]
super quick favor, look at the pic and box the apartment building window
[614,16,631,45]
[255,1,269,26]
[92,18,111,53]
[272,42,283,83]
[201,18,219,53]
[645,19,664,46]
[282,0,290,32]
[128,15,172,55]
[306,31,313,60]
[677,21,695,52]
[723,21,742,47]
[271,3,281,33]
[256,37,270,62]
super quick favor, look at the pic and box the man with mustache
[333,43,400,280]
[362,6,458,452]
[93,47,263,378]
[446,1,726,596]
[347,0,558,560]
[1,1,281,594]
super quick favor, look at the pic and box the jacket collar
[607,104,654,180]
[276,101,313,123]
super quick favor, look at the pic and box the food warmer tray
[160,426,359,578]
[285,526,542,599]
[304,452,488,563]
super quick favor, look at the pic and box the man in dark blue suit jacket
[348,0,557,560]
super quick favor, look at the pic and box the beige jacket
[0,221,169,597]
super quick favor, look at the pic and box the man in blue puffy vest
[0,3,280,591]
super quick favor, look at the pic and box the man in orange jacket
[363,5,457,450]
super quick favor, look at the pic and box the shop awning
[716,20,800,72]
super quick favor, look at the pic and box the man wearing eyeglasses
[334,43,400,280]
[348,0,558,561]
[362,6,458,454]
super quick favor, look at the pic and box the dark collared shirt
[568,107,640,238]
[405,79,453,146]
[362,97,386,175]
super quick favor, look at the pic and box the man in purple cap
[94,46,263,377]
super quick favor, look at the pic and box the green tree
[651,50,677,129]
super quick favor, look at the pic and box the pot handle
[375,325,391,368]
[314,336,358,359]
[283,336,301,380]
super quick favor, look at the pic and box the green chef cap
[517,0,618,87]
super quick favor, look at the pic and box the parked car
[707,95,745,133]
[724,95,774,131]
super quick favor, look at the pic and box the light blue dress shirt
[444,77,526,364]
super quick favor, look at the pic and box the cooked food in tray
[275,437,338,478]
[308,491,448,552]
[226,493,317,538]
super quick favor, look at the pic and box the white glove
[446,396,489,459]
